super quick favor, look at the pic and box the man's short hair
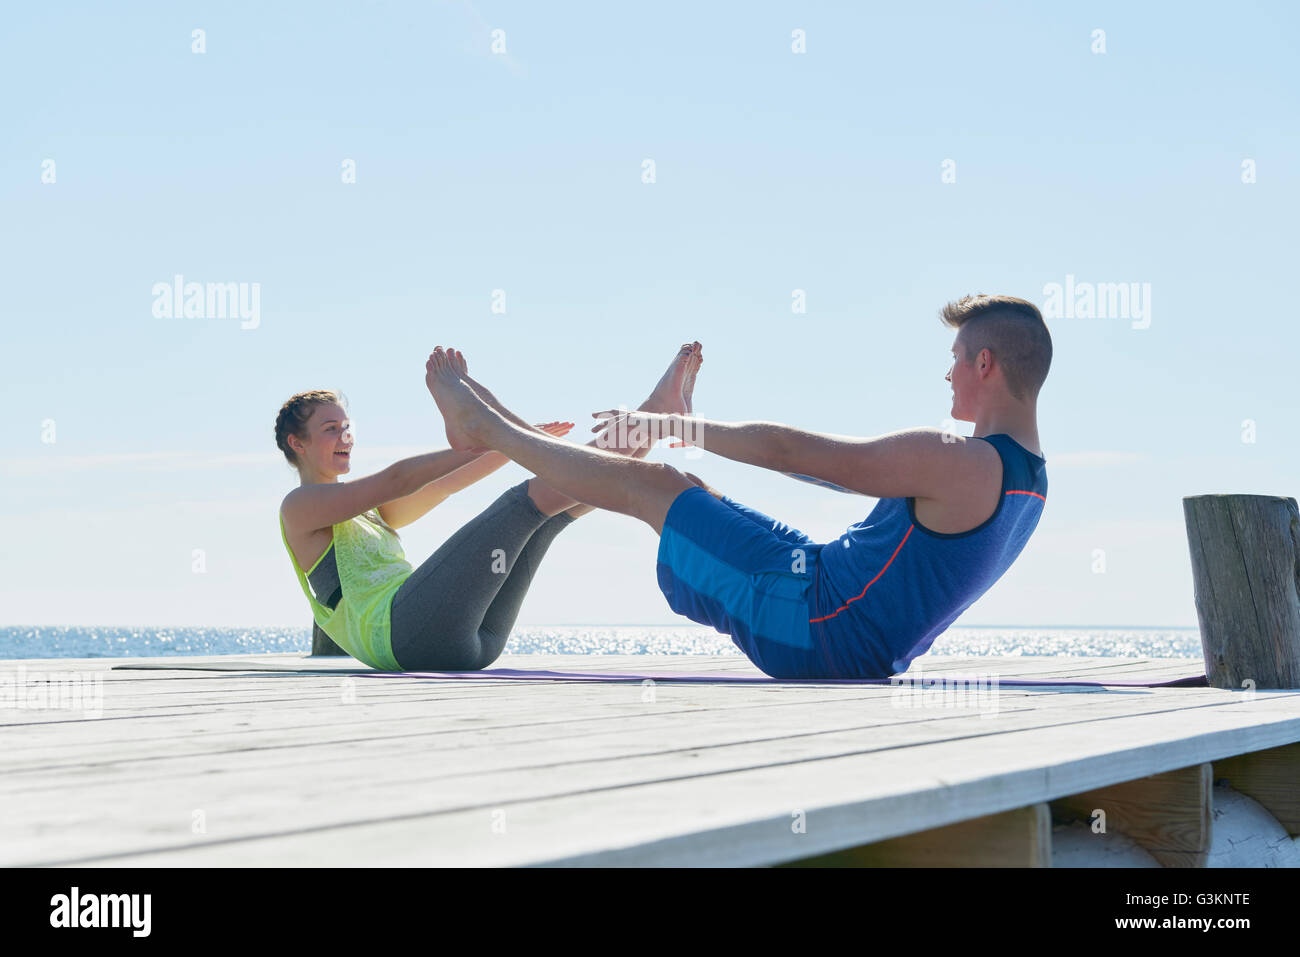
[940,294,1052,402]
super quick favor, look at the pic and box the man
[424,294,1050,679]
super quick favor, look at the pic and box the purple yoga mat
[355,668,1209,688]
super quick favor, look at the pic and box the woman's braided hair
[274,390,344,468]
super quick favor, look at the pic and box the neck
[972,399,1041,455]
[298,467,339,486]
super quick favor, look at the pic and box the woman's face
[296,402,353,476]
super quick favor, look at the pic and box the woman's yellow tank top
[279,507,412,670]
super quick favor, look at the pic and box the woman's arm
[376,420,576,529]
[281,448,480,534]
[377,452,508,529]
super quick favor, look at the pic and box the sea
[0,625,1202,660]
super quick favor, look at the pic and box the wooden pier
[3,652,1298,867]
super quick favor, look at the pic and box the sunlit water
[0,625,1202,660]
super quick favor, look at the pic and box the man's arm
[781,471,866,495]
[620,411,966,500]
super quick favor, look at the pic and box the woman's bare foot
[640,341,699,415]
[680,342,702,414]
[587,341,703,439]
[424,349,497,451]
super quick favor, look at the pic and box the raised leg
[433,343,701,520]
[426,350,696,533]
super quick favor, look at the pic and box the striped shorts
[655,486,835,679]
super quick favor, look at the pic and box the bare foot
[680,342,702,414]
[446,347,568,437]
[640,342,697,415]
[424,348,497,451]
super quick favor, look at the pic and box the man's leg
[426,350,694,533]
[438,343,701,520]
[454,342,702,666]
[425,348,841,677]
[683,471,815,547]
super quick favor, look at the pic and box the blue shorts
[656,486,833,679]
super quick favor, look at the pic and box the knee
[644,461,693,490]
[683,471,724,500]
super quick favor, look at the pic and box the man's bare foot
[424,348,497,451]
[640,342,698,415]
[445,348,514,421]
[445,347,570,437]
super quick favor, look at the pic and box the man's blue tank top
[808,433,1047,676]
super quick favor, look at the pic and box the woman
[276,343,702,672]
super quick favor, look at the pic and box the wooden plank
[781,803,1052,867]
[1212,742,1300,835]
[1049,763,1212,867]
[10,651,1193,746]
[0,653,1205,728]
[8,693,1299,866]
[18,650,1202,676]
[0,684,1042,770]
[58,706,1300,868]
[0,688,1220,798]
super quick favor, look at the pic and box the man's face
[946,337,973,422]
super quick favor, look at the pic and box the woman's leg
[389,481,555,671]
[391,343,703,670]
[472,509,576,665]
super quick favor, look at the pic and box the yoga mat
[108,659,1208,687]
[355,668,1209,688]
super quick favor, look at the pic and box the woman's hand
[465,420,573,455]
[536,420,574,438]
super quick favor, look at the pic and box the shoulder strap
[279,510,333,621]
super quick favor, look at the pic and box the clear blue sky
[2,1,1296,627]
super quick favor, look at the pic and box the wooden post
[1183,494,1300,690]
[311,621,347,656]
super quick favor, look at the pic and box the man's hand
[590,408,678,447]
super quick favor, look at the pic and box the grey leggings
[388,480,574,671]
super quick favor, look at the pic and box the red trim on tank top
[809,489,1045,624]
[809,525,914,624]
